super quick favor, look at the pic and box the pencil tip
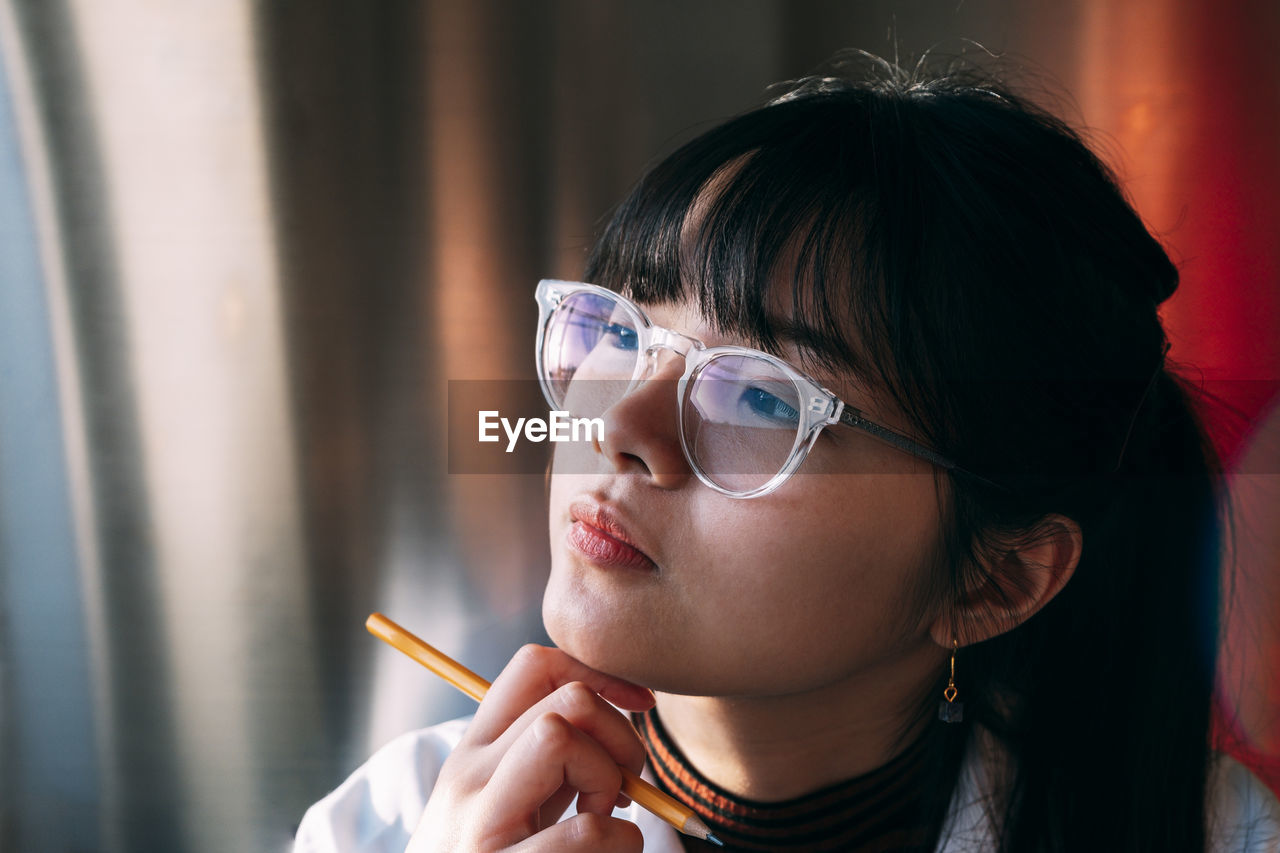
[683,814,723,845]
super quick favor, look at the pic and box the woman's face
[543,296,949,697]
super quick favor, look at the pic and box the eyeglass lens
[544,290,806,493]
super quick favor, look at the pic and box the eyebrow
[763,315,856,369]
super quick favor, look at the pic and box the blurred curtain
[0,1,1276,851]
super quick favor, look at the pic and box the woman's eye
[739,386,799,425]
[604,322,638,351]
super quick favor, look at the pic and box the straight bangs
[583,95,923,407]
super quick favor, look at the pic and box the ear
[929,514,1083,648]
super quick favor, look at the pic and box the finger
[506,812,644,853]
[467,644,654,743]
[482,712,626,845]
[488,682,646,832]
[535,782,578,839]
[493,680,647,777]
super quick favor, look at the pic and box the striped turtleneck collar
[635,707,935,852]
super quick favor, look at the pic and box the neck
[653,639,942,801]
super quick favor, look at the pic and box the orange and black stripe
[635,709,933,852]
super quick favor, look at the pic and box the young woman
[296,61,1280,852]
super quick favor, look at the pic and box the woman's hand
[406,644,657,852]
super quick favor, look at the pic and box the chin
[543,598,725,697]
[543,585,625,670]
[541,580,665,687]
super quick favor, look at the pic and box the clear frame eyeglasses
[535,279,972,499]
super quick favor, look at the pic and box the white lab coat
[294,716,1280,852]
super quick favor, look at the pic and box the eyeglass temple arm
[837,406,1008,491]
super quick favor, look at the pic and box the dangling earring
[938,638,964,723]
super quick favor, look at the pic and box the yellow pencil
[366,612,722,846]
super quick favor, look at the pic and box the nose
[595,346,693,490]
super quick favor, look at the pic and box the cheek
[695,474,945,686]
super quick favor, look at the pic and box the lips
[567,500,658,571]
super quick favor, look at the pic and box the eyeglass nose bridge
[636,326,704,379]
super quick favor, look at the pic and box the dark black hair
[585,56,1223,852]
